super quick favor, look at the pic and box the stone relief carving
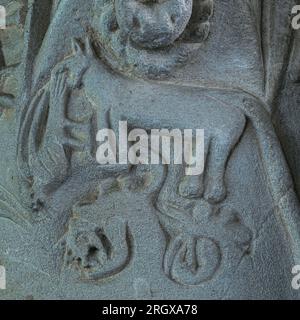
[64,215,133,281]
[0,0,300,299]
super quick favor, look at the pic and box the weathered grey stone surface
[0,0,300,299]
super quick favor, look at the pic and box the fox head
[52,37,96,90]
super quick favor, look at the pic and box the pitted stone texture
[115,0,193,48]
[0,0,300,300]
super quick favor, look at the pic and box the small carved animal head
[52,38,95,90]
[115,0,193,49]
[92,0,214,79]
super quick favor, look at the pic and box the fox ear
[71,38,84,55]
[84,37,94,57]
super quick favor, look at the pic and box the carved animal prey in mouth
[93,0,213,79]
